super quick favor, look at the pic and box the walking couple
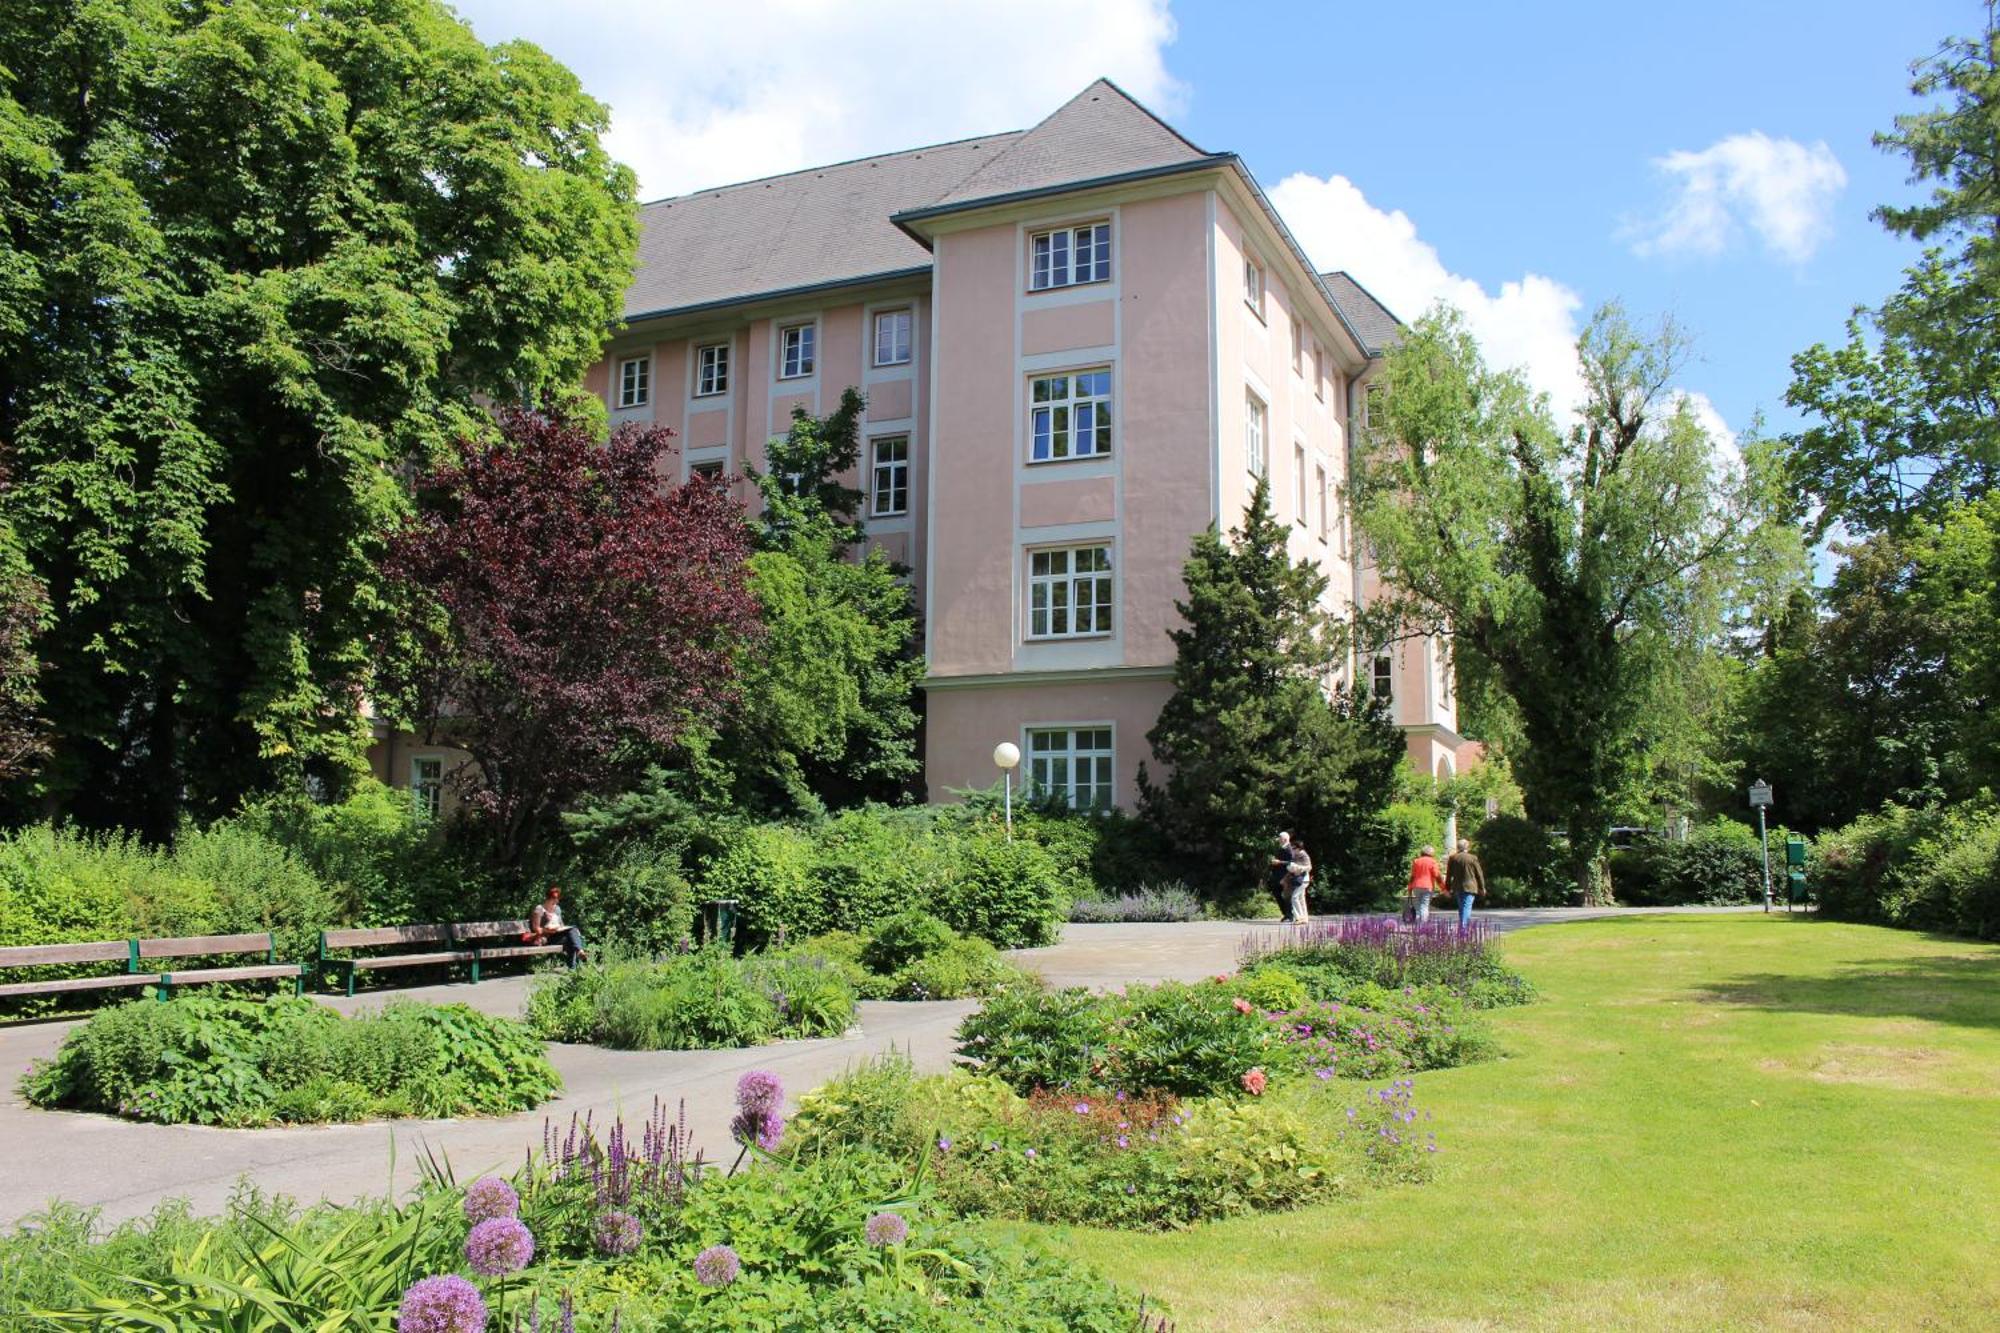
[1406,839,1486,928]
[1269,831,1314,924]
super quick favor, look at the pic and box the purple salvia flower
[594,1209,643,1257]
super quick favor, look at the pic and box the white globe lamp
[993,742,1021,839]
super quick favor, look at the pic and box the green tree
[724,388,923,812]
[0,455,44,778]
[0,0,636,835]
[1356,307,1744,901]
[1139,476,1402,898]
[1785,9,2000,534]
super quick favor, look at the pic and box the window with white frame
[1243,255,1265,318]
[1028,726,1115,810]
[411,756,443,821]
[1315,464,1328,541]
[1438,639,1454,706]
[1291,318,1304,375]
[1294,443,1308,525]
[1028,544,1113,639]
[870,436,909,517]
[1030,369,1112,462]
[779,323,815,379]
[695,343,729,396]
[1338,483,1350,558]
[617,355,651,408]
[873,309,912,366]
[1314,346,1327,402]
[1372,651,1395,704]
[1245,392,1266,476]
[690,459,726,482]
[1030,221,1112,290]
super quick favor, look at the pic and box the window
[1030,369,1112,462]
[696,344,729,396]
[870,436,909,516]
[1315,464,1328,541]
[1030,221,1112,290]
[690,460,726,482]
[1373,651,1395,704]
[1028,545,1113,639]
[874,309,912,367]
[1314,346,1326,402]
[1294,444,1308,525]
[779,323,815,379]
[1438,640,1454,706]
[617,355,650,408]
[411,757,443,821]
[1028,727,1115,810]
[1245,393,1266,476]
[1291,318,1304,376]
[1243,255,1264,318]
[1338,484,1350,557]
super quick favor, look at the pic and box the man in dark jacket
[1445,839,1487,930]
[1268,831,1295,922]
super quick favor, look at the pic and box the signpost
[1749,779,1774,912]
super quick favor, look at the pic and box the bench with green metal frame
[0,932,302,1004]
[319,920,567,996]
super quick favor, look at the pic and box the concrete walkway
[0,906,1762,1229]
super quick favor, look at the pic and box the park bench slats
[319,917,576,994]
[159,963,304,987]
[348,950,474,971]
[0,939,132,968]
[472,943,566,962]
[1,930,301,1007]
[0,972,163,1000]
[451,919,533,940]
[323,925,454,950]
[136,932,280,959]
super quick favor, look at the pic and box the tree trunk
[1567,816,1614,906]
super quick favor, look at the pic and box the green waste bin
[700,899,739,948]
[1785,836,1808,867]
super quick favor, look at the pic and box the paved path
[0,907,1762,1228]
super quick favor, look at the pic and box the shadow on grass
[1696,951,2000,1032]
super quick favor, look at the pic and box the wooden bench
[1,933,302,1005]
[318,920,570,995]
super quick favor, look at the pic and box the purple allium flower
[937,1137,952,1152]
[730,1105,784,1151]
[594,1209,643,1257]
[735,1070,783,1114]
[462,1176,519,1225]
[1024,1148,1037,1160]
[694,1243,740,1287]
[466,1216,535,1276]
[398,1274,487,1333]
[1073,1102,1090,1115]
[864,1211,909,1248]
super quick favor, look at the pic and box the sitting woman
[530,885,588,967]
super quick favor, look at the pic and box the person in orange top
[1406,846,1444,923]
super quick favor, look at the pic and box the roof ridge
[1320,269,1405,327]
[1087,75,1207,157]
[639,129,1025,209]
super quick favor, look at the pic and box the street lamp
[993,742,1021,841]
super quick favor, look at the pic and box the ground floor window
[411,756,443,820]
[1027,726,1114,810]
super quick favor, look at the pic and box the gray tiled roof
[1319,271,1403,355]
[925,79,1213,209]
[624,133,1020,320]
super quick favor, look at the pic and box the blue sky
[455,0,1972,442]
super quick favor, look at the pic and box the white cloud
[449,0,1185,199]
[1628,132,1846,264]
[1672,389,1741,478]
[1269,172,1587,416]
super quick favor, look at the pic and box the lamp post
[1749,778,1774,912]
[993,742,1021,841]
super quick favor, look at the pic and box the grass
[1036,915,2000,1330]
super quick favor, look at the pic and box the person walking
[1406,845,1444,923]
[530,885,588,967]
[1287,836,1314,926]
[1445,838,1487,929]
[1268,831,1296,922]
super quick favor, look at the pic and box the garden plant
[524,946,857,1050]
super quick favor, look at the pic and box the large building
[383,79,1467,813]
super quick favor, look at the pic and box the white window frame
[1027,544,1114,640]
[870,435,909,517]
[1243,255,1265,320]
[690,459,726,483]
[1030,221,1112,291]
[1438,639,1454,707]
[1027,726,1116,811]
[617,355,651,409]
[695,343,729,397]
[1029,368,1113,463]
[1373,651,1395,704]
[411,756,443,821]
[1315,463,1329,543]
[873,309,913,367]
[779,323,816,379]
[1294,443,1308,526]
[1291,318,1304,376]
[1314,345,1327,402]
[1245,392,1267,477]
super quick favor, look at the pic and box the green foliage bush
[861,910,956,974]
[22,993,557,1125]
[1471,814,1571,906]
[936,832,1066,948]
[526,948,855,1049]
[787,914,1022,1002]
[1812,801,2000,940]
[1611,820,1765,906]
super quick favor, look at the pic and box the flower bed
[1239,917,1537,1008]
[1068,882,1203,923]
[525,947,855,1050]
[782,909,1030,1001]
[21,993,558,1126]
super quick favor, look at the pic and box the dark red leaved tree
[383,410,759,859]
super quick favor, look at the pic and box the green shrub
[891,935,1013,1000]
[234,779,466,925]
[705,822,819,941]
[567,845,695,957]
[861,909,956,974]
[526,947,856,1049]
[21,993,557,1126]
[938,832,1066,948]
[954,984,1105,1092]
[1612,820,1765,906]
[169,822,340,962]
[1471,814,1571,906]
[745,952,860,1037]
[1233,964,1310,1013]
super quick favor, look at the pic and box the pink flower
[1232,997,1255,1015]
[1241,1067,1268,1096]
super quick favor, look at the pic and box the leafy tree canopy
[0,0,637,834]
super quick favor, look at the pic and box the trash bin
[700,899,739,948]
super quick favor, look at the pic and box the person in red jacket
[1406,846,1444,923]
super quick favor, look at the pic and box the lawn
[1044,915,2000,1330]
